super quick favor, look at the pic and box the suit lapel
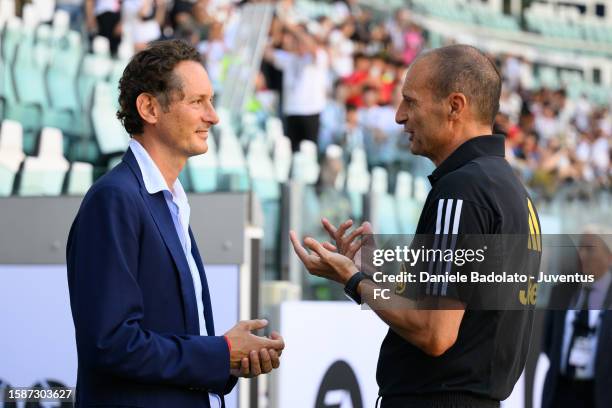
[140,190,200,335]
[190,228,216,336]
[123,147,201,336]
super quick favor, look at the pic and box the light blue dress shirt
[129,140,222,407]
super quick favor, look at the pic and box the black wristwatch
[344,272,368,304]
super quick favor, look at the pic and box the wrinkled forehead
[402,57,434,97]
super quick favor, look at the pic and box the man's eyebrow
[191,93,215,99]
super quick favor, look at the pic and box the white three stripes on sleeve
[426,199,464,296]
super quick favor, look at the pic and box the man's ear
[448,92,467,120]
[136,93,160,126]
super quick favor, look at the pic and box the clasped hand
[224,319,284,378]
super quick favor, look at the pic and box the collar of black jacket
[428,134,505,185]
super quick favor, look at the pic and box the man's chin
[195,141,209,154]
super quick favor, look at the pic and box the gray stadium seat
[18,127,69,196]
[0,119,25,196]
[217,129,249,191]
[186,132,219,193]
[78,36,113,112]
[66,161,93,195]
[91,82,129,155]
[370,167,399,234]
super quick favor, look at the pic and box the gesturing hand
[290,231,358,285]
[321,218,372,268]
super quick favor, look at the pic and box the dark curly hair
[117,39,201,135]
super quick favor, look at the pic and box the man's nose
[395,109,405,125]
[205,108,220,125]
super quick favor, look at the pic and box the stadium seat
[78,36,113,112]
[187,133,218,193]
[217,129,249,191]
[414,177,430,202]
[248,137,280,199]
[66,161,93,195]
[1,17,23,68]
[21,3,40,30]
[291,140,319,185]
[15,24,76,133]
[346,147,370,220]
[0,0,16,26]
[32,0,56,23]
[273,134,292,183]
[247,137,281,256]
[395,171,418,234]
[46,31,82,119]
[108,58,128,110]
[1,18,27,106]
[91,82,130,155]
[51,9,70,38]
[0,119,25,196]
[370,167,399,234]
[18,127,69,196]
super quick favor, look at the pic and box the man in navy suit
[67,39,285,408]
[542,230,612,408]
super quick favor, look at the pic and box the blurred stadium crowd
[1,0,610,197]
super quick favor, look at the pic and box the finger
[259,349,273,373]
[322,242,338,251]
[346,238,364,260]
[289,231,311,262]
[343,226,365,249]
[269,331,285,349]
[303,237,330,260]
[257,335,285,350]
[321,217,338,239]
[240,357,250,377]
[269,349,280,369]
[249,350,262,377]
[244,319,268,331]
[336,219,353,241]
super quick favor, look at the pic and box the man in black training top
[290,44,542,408]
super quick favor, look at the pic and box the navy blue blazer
[67,148,237,407]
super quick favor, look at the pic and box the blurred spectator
[535,103,562,143]
[328,20,355,78]
[339,104,365,157]
[171,0,198,29]
[86,0,122,54]
[264,22,328,151]
[56,0,86,32]
[401,23,424,65]
[319,82,349,153]
[198,21,227,91]
[123,0,165,52]
[343,53,372,107]
[275,0,300,25]
[542,230,612,408]
[386,9,411,60]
